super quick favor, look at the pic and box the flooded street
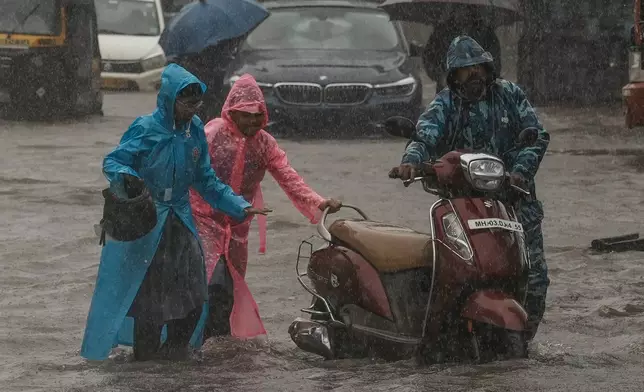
[3,92,644,391]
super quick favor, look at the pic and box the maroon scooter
[288,117,536,363]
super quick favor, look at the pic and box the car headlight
[374,76,417,96]
[229,75,241,86]
[257,81,273,95]
[461,155,505,191]
[441,212,473,262]
[141,54,166,71]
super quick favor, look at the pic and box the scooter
[288,117,536,363]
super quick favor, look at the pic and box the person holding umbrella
[80,64,270,362]
[377,0,517,95]
[423,10,501,94]
[160,0,269,123]
[172,36,245,123]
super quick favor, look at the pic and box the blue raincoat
[81,64,251,360]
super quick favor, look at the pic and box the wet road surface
[2,93,644,391]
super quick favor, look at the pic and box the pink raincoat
[189,74,325,338]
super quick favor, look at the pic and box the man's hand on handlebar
[508,172,526,188]
[389,163,416,181]
[508,172,531,196]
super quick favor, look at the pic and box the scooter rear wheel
[308,297,368,360]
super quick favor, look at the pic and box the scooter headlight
[461,155,505,192]
[441,212,473,263]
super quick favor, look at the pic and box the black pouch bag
[98,176,157,245]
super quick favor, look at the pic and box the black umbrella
[379,0,522,27]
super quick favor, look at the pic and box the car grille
[275,83,322,105]
[102,61,143,74]
[324,84,371,104]
[275,83,373,105]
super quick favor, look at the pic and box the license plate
[467,218,524,233]
[101,78,129,89]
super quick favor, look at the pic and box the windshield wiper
[98,29,129,35]
[7,3,42,38]
[99,29,158,36]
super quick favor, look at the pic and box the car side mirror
[408,41,423,58]
[383,116,416,138]
[517,127,539,148]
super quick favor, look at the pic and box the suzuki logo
[484,200,493,208]
[330,273,339,288]
[103,62,112,72]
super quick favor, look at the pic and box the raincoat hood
[446,35,494,71]
[446,35,498,99]
[221,74,269,134]
[155,63,207,129]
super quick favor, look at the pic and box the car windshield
[0,0,59,35]
[96,0,161,36]
[243,7,402,51]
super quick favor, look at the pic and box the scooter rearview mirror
[383,116,416,139]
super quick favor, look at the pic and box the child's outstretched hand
[245,207,273,216]
[318,199,343,214]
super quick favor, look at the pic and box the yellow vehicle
[0,0,103,117]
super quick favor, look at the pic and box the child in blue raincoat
[81,64,269,361]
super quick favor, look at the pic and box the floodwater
[2,93,644,391]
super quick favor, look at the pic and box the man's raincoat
[404,36,549,226]
[189,74,325,338]
[81,64,251,361]
[403,36,551,337]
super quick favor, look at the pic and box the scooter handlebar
[317,204,369,243]
[510,183,530,195]
[402,176,430,186]
[390,165,530,197]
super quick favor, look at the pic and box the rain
[2,0,644,391]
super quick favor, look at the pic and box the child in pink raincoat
[188,74,341,340]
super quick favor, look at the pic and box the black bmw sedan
[224,0,424,136]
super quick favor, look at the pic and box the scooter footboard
[460,290,528,331]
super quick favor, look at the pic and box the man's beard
[458,76,487,102]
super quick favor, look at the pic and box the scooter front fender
[460,290,528,331]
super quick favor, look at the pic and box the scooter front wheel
[470,323,528,363]
[501,330,528,359]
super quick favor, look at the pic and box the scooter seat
[328,219,432,273]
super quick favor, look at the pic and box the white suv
[96,0,167,91]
